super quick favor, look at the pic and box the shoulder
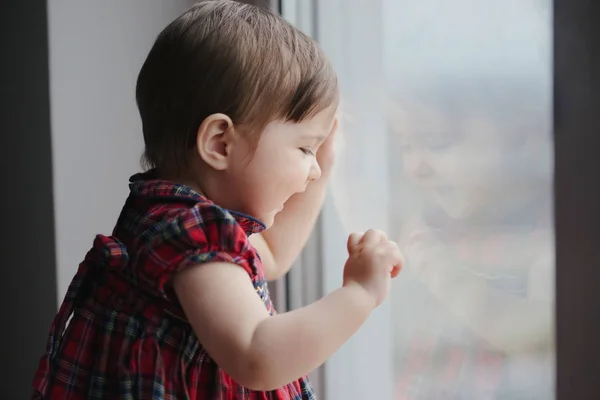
[114,198,264,299]
[149,200,255,261]
[116,176,266,282]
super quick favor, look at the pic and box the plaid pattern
[395,321,505,399]
[32,172,315,399]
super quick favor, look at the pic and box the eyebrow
[302,132,328,143]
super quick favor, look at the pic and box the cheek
[433,143,502,187]
[248,153,309,204]
[433,153,466,185]
[433,147,508,215]
[460,147,506,187]
[275,155,311,190]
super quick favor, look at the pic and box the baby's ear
[195,113,234,170]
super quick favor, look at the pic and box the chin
[262,209,284,229]
[257,213,274,229]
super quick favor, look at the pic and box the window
[283,1,555,398]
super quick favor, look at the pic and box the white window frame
[281,1,394,399]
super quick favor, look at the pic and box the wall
[47,0,194,302]
[0,1,193,397]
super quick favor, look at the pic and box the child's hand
[316,117,338,179]
[342,229,404,307]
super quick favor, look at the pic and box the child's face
[228,107,337,227]
[390,103,509,220]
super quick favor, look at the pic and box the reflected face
[389,102,509,220]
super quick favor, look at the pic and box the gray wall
[47,0,194,303]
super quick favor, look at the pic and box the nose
[404,153,435,181]
[412,160,434,179]
[308,159,322,182]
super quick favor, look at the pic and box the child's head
[135,0,338,225]
[388,76,551,223]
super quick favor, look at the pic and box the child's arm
[175,263,372,390]
[251,118,338,281]
[174,230,402,391]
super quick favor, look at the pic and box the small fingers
[347,232,363,252]
[385,241,404,278]
[360,229,387,245]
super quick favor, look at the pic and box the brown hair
[136,0,339,174]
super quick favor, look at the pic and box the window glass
[320,0,555,398]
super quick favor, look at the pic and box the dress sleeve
[135,203,260,302]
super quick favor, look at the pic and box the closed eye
[300,148,315,156]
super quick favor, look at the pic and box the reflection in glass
[384,1,554,399]
[323,0,553,397]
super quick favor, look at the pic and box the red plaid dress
[32,172,315,399]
